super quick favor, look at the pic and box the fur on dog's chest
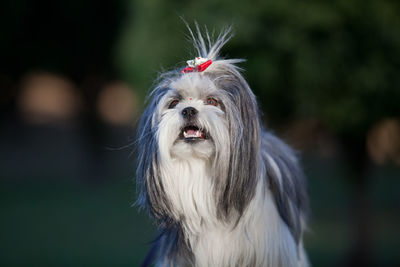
[160,158,300,267]
[186,180,299,267]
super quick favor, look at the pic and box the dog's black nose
[181,107,198,120]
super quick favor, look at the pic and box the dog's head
[137,28,262,222]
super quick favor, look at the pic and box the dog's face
[137,52,262,221]
[156,73,229,161]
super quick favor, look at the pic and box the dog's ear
[212,69,261,220]
[136,88,172,220]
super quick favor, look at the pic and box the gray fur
[136,86,172,221]
[261,131,309,244]
[206,66,261,220]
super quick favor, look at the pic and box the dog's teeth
[183,128,204,139]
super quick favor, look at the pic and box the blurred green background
[1,0,399,266]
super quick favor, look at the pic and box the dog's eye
[206,98,218,106]
[168,100,179,109]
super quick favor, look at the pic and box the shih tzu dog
[136,27,309,267]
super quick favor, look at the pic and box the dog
[136,26,309,267]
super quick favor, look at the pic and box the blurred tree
[116,0,400,265]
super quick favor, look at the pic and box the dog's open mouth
[180,125,206,142]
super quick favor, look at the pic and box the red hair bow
[182,57,212,73]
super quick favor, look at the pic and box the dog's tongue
[186,129,197,136]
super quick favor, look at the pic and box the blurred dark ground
[0,0,399,266]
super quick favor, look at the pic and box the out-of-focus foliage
[116,0,400,136]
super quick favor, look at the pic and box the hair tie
[182,57,212,73]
